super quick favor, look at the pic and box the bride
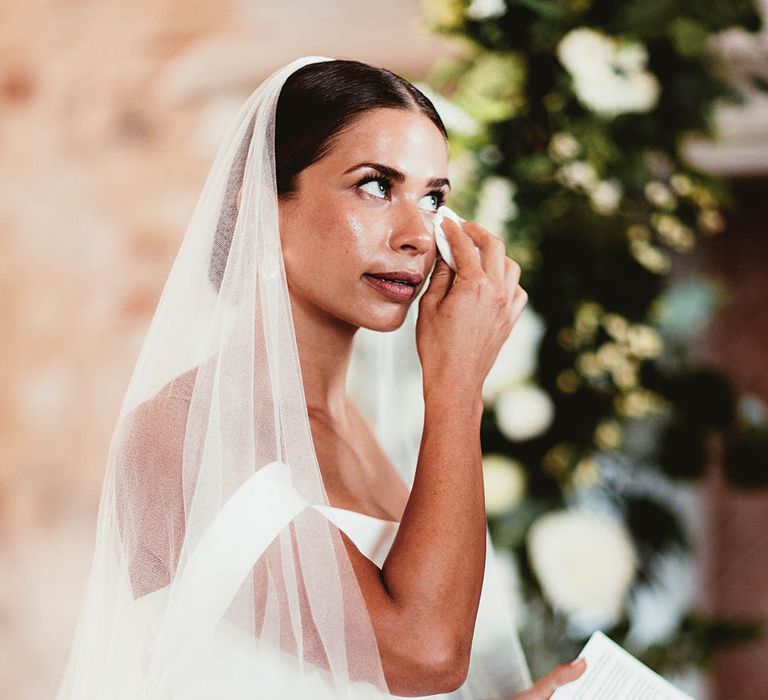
[54,56,586,700]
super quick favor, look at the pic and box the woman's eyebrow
[344,161,450,190]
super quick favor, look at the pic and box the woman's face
[276,107,450,333]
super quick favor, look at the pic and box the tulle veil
[54,54,532,700]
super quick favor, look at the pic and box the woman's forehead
[326,108,449,175]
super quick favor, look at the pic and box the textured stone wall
[0,3,458,697]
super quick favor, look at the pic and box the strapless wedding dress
[313,505,531,699]
[115,462,530,699]
[313,503,400,568]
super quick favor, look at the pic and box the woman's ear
[236,186,243,211]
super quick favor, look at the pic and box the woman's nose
[388,204,436,258]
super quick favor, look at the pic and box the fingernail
[570,658,586,666]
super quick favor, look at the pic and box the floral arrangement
[418,0,767,681]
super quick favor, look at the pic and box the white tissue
[433,205,465,271]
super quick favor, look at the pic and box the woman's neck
[289,293,357,429]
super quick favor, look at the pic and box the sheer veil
[54,55,532,700]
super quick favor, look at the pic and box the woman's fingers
[508,285,528,322]
[515,660,587,700]
[505,254,522,284]
[420,257,455,308]
[458,220,507,288]
[505,257,526,300]
[440,217,484,278]
[441,217,520,300]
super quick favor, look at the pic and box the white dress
[313,504,400,568]
[314,504,532,699]
[118,463,530,700]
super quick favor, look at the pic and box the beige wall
[0,3,460,697]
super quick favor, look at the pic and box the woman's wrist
[422,375,484,423]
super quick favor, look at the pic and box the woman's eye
[420,193,444,212]
[359,178,389,199]
[358,176,445,211]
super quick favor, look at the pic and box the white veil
[54,55,532,700]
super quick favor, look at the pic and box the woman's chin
[358,305,410,333]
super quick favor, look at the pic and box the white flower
[482,454,527,514]
[494,384,554,441]
[466,0,507,20]
[557,27,616,78]
[474,176,518,237]
[670,174,693,196]
[613,41,649,74]
[626,324,663,358]
[575,69,659,118]
[415,83,481,137]
[527,508,637,630]
[557,27,660,118]
[483,306,546,403]
[644,181,677,210]
[548,132,580,161]
[589,179,623,215]
[698,208,725,234]
[557,160,598,190]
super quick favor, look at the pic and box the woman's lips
[363,274,417,302]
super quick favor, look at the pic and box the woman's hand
[512,659,587,699]
[416,217,528,398]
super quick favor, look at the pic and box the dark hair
[274,59,447,198]
[209,59,447,292]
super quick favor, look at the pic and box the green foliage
[639,614,765,672]
[422,0,766,679]
[454,52,527,121]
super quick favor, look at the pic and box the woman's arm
[338,389,587,699]
[338,390,485,697]
[339,218,529,696]
[385,387,486,678]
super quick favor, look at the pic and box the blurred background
[1,1,767,699]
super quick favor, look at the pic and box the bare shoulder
[114,365,200,596]
[116,366,199,472]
